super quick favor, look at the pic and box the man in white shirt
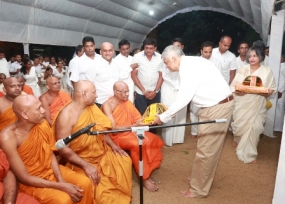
[0,48,10,77]
[130,38,163,116]
[85,42,120,107]
[153,45,233,199]
[33,57,43,85]
[42,56,50,67]
[70,36,101,87]
[274,54,285,132]
[114,40,134,102]
[236,41,249,69]
[212,36,237,84]
[10,54,22,76]
[172,38,184,50]
[67,45,84,93]
[190,41,223,137]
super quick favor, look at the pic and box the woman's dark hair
[20,58,31,75]
[246,46,265,63]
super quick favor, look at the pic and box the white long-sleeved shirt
[160,56,232,123]
[0,58,10,77]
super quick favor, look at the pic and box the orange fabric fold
[54,104,132,204]
[0,106,18,131]
[50,92,71,121]
[0,92,4,97]
[23,85,34,95]
[17,120,94,204]
[111,100,164,179]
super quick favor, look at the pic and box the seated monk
[0,95,94,204]
[53,80,132,204]
[0,77,21,131]
[16,76,34,95]
[39,76,71,125]
[0,149,40,204]
[102,81,164,192]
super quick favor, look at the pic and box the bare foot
[187,176,191,181]
[189,134,197,138]
[232,141,238,148]
[181,190,195,198]
[143,178,158,192]
[150,177,156,184]
[249,160,257,164]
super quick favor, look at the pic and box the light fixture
[149,10,154,15]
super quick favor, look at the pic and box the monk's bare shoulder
[0,97,12,114]
[39,92,53,105]
[56,102,79,128]
[0,123,18,148]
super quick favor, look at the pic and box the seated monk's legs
[16,191,41,204]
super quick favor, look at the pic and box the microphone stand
[88,119,227,204]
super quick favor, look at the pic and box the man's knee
[52,193,73,204]
[77,174,93,190]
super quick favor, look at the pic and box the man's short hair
[220,35,232,42]
[265,46,269,50]
[246,47,265,63]
[172,38,184,45]
[201,41,213,50]
[75,45,83,55]
[118,39,130,48]
[0,47,5,54]
[162,45,185,58]
[82,36,95,46]
[237,41,249,50]
[252,40,266,51]
[143,38,157,48]
[46,67,53,72]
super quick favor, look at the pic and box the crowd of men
[0,35,283,203]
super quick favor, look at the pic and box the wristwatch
[154,89,160,93]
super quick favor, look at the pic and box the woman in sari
[230,47,276,163]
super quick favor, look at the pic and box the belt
[218,95,234,105]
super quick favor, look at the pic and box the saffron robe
[111,100,164,179]
[56,104,132,204]
[0,106,17,131]
[17,120,94,204]
[50,91,71,121]
[0,149,40,204]
[22,85,34,95]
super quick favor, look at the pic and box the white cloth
[10,61,21,73]
[0,58,10,77]
[42,61,49,67]
[262,55,269,66]
[85,57,120,104]
[208,56,222,73]
[160,63,186,146]
[212,48,237,84]
[160,56,232,123]
[131,51,162,94]
[69,53,101,82]
[114,53,134,103]
[0,83,4,92]
[33,64,42,78]
[48,64,57,71]
[274,62,285,131]
[21,66,41,97]
[67,55,80,90]
[236,56,248,70]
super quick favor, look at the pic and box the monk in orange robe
[39,76,71,125]
[53,80,132,204]
[16,76,34,95]
[0,95,94,204]
[0,149,40,204]
[0,77,21,131]
[102,81,164,192]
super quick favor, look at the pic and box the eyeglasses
[116,90,129,95]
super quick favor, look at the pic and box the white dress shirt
[131,51,162,95]
[160,56,232,123]
[236,56,248,70]
[202,56,222,73]
[33,64,43,78]
[0,58,10,77]
[85,57,120,104]
[212,48,237,83]
[10,61,21,73]
[42,61,50,67]
[67,55,80,89]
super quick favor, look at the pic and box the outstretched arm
[2,170,17,204]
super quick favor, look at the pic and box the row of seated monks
[0,76,164,204]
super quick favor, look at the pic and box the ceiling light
[149,10,154,15]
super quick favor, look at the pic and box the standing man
[131,38,163,116]
[236,41,249,69]
[212,36,237,84]
[10,54,22,76]
[172,38,185,50]
[69,36,101,87]
[153,45,233,199]
[114,39,134,103]
[67,45,84,93]
[265,46,269,57]
[0,48,10,77]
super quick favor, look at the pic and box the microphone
[55,123,95,150]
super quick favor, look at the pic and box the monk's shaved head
[46,76,60,91]
[13,95,45,123]
[113,81,128,91]
[74,80,95,93]
[3,77,19,88]
[46,76,58,85]
[73,80,97,105]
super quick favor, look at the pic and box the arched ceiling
[0,0,275,49]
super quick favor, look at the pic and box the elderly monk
[53,80,132,204]
[39,76,71,125]
[0,95,94,204]
[16,76,34,95]
[0,149,40,204]
[0,77,21,131]
[102,81,164,192]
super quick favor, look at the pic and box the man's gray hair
[162,45,185,58]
